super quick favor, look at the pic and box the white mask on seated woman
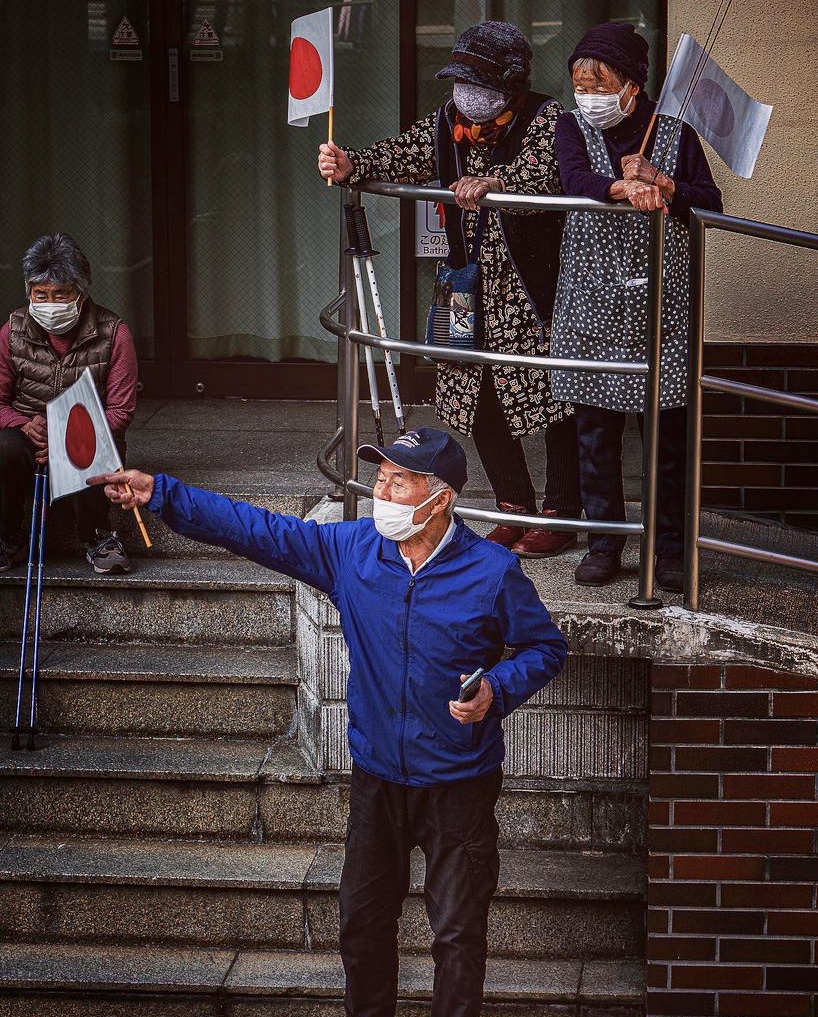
[574,83,634,130]
[453,83,508,123]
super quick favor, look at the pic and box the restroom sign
[415,200,449,258]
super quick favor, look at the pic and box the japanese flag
[46,367,123,503]
[288,7,334,127]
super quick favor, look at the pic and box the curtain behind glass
[0,2,154,358]
[184,0,399,365]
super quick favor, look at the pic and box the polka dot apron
[550,110,690,412]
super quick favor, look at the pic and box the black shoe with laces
[656,555,684,593]
[0,536,25,573]
[85,529,131,574]
[574,550,622,587]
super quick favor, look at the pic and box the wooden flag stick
[117,467,152,548]
[639,113,657,157]
[327,106,334,186]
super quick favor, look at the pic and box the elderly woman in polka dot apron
[551,22,722,591]
[319,22,582,558]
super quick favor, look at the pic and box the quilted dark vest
[434,91,565,322]
[9,299,119,417]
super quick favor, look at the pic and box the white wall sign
[415,199,449,258]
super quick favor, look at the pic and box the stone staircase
[0,492,646,1015]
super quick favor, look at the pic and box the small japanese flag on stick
[47,368,151,546]
[288,7,335,186]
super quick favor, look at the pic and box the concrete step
[0,641,297,738]
[0,558,294,645]
[0,943,644,1014]
[0,837,645,958]
[0,734,646,850]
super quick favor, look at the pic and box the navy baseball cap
[358,427,468,493]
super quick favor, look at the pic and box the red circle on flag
[692,78,735,137]
[289,37,323,100]
[65,403,97,469]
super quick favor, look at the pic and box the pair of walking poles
[11,465,48,751]
[344,203,405,442]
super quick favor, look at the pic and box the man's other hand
[20,414,48,464]
[87,469,155,509]
[449,674,494,724]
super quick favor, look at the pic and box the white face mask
[574,83,634,130]
[453,82,508,123]
[372,490,440,542]
[29,296,81,335]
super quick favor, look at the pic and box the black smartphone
[458,667,485,703]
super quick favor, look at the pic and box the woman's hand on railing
[608,178,667,214]
[449,174,504,211]
[621,154,676,203]
[319,141,354,184]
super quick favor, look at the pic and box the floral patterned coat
[347,104,573,438]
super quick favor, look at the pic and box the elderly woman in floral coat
[319,21,581,557]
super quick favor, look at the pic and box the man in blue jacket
[91,426,566,1017]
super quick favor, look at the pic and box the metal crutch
[26,468,48,750]
[351,205,406,435]
[344,203,384,446]
[11,465,44,750]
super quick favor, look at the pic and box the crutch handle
[351,205,379,258]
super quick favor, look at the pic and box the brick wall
[702,344,818,531]
[647,661,818,1017]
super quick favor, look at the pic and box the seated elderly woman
[0,233,137,574]
[550,21,723,592]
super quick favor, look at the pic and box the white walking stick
[345,205,384,445]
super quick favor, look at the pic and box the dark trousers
[471,368,582,515]
[0,426,114,544]
[573,403,687,557]
[339,763,503,1017]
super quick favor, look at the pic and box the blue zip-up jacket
[148,474,568,786]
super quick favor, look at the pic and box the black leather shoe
[574,551,622,587]
[656,556,684,593]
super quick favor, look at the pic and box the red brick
[652,665,722,690]
[704,415,781,438]
[724,719,816,745]
[746,345,818,367]
[767,909,818,935]
[675,746,767,771]
[652,690,673,714]
[702,391,742,413]
[720,937,812,964]
[649,827,718,853]
[768,855,818,881]
[647,989,717,1015]
[786,415,818,439]
[648,936,716,961]
[649,881,717,907]
[746,488,818,510]
[673,855,765,881]
[674,801,766,827]
[770,801,818,826]
[676,692,769,718]
[745,439,818,463]
[647,962,669,988]
[722,773,815,799]
[649,800,670,825]
[717,992,812,1016]
[650,719,721,745]
[715,368,787,388]
[672,909,765,935]
[705,344,745,367]
[649,854,670,879]
[725,666,818,691]
[772,746,818,771]
[721,882,813,908]
[773,692,818,717]
[787,369,818,392]
[702,439,742,462]
[722,828,814,854]
[651,745,673,770]
[786,464,817,485]
[701,487,743,509]
[648,907,669,933]
[767,966,818,991]
[671,964,762,990]
[701,463,781,486]
[651,774,720,799]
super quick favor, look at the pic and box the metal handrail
[319,180,666,609]
[684,207,818,611]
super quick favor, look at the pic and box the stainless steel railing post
[331,191,348,499]
[684,211,706,611]
[342,190,361,520]
[629,209,665,610]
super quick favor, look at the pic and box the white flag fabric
[46,368,122,503]
[288,7,334,127]
[656,33,772,178]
